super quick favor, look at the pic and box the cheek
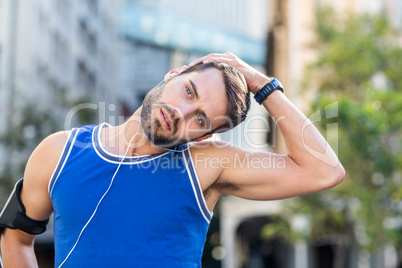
[159,86,181,104]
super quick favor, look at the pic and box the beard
[141,81,188,148]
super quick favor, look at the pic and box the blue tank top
[48,123,212,267]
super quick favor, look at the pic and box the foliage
[260,216,295,243]
[286,6,402,261]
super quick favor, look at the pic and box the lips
[160,109,171,131]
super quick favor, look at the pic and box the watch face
[273,78,284,90]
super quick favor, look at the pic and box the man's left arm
[190,53,345,200]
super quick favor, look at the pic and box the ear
[193,134,213,143]
[164,65,188,82]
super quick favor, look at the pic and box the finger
[204,57,235,64]
[203,58,239,70]
[188,53,225,67]
[177,65,188,72]
[164,70,176,81]
[164,72,171,82]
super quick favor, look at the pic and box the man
[0,52,345,267]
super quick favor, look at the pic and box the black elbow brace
[0,178,49,235]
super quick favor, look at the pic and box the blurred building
[117,0,268,111]
[0,0,270,131]
[0,0,122,178]
[0,0,270,267]
[0,1,121,266]
[0,0,120,128]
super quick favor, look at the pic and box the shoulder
[33,130,71,162]
[18,130,73,220]
[188,141,245,198]
[188,140,243,181]
[189,140,246,160]
[24,130,72,187]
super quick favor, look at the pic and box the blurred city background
[0,0,401,267]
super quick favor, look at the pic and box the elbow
[323,163,346,189]
[334,164,346,185]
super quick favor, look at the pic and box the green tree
[280,7,402,268]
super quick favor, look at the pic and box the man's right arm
[190,53,344,201]
[1,131,69,267]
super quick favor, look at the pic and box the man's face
[141,68,228,148]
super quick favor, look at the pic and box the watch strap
[254,78,284,105]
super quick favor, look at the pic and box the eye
[186,87,192,98]
[196,114,204,126]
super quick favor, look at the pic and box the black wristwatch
[254,78,284,105]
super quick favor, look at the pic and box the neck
[101,108,167,156]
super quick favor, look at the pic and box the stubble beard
[140,82,187,148]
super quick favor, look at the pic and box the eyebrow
[190,79,199,99]
[189,79,211,129]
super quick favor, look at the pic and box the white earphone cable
[0,79,197,268]
[57,123,141,268]
[57,78,197,267]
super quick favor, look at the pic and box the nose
[175,103,196,121]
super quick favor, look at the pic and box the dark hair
[179,62,250,134]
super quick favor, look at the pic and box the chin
[149,134,188,149]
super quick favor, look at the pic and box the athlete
[0,52,345,267]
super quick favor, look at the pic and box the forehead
[182,68,228,128]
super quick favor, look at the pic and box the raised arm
[0,131,68,267]
[190,52,345,200]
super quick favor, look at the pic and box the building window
[37,7,48,30]
[78,19,97,56]
[76,60,96,93]
[85,0,98,15]
[52,32,69,73]
[88,33,97,56]
[54,0,70,23]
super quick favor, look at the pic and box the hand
[189,52,271,94]
[164,65,188,81]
